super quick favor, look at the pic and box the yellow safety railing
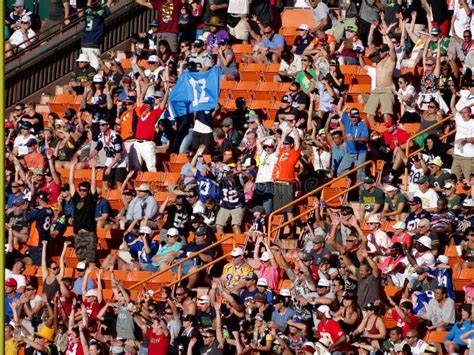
[168,252,233,287]
[129,235,236,290]
[267,160,376,243]
[403,115,454,190]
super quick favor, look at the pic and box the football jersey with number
[219,176,244,210]
[95,130,127,168]
[26,207,54,242]
[196,171,221,203]
[82,6,111,47]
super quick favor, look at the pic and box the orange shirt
[311,33,336,47]
[24,152,46,173]
[272,147,301,182]
[118,107,139,141]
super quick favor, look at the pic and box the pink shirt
[259,263,280,290]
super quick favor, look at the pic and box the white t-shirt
[255,150,278,184]
[414,188,439,209]
[452,1,472,37]
[410,339,428,355]
[454,113,474,157]
[279,55,302,76]
[13,134,35,156]
[228,0,249,15]
[311,147,331,171]
[9,28,36,48]
[398,85,417,113]
[408,166,425,194]
[5,269,26,289]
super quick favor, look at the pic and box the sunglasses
[289,88,297,92]
[346,239,357,243]
[11,185,19,188]
[99,123,108,126]
[79,188,89,192]
[263,31,273,34]
[165,311,173,315]
[202,335,213,338]
[14,108,22,111]
[25,287,34,291]
[175,293,185,296]
[426,63,434,66]
[50,266,59,270]
[428,105,437,108]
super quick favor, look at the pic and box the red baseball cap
[6,278,17,287]
[385,117,395,127]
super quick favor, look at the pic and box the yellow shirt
[5,339,17,355]
[222,262,253,288]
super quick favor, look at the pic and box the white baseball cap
[297,24,309,31]
[317,305,332,318]
[260,252,271,262]
[366,214,381,224]
[139,226,152,235]
[76,53,90,63]
[417,236,432,249]
[257,278,268,287]
[167,228,179,236]
[393,221,406,230]
[231,247,244,257]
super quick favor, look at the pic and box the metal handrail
[169,252,233,287]
[6,0,106,63]
[128,235,235,290]
[267,160,376,243]
[403,115,454,190]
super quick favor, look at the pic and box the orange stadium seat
[281,9,316,28]
[240,63,266,81]
[262,63,280,82]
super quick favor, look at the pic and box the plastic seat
[262,64,281,82]
[240,63,266,81]
[254,82,281,100]
[340,65,360,76]
[281,9,316,28]
[424,330,449,344]
[454,268,474,290]
[232,81,257,101]
[348,84,371,94]
[403,122,421,135]
[232,44,253,63]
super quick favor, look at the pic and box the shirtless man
[363,27,397,125]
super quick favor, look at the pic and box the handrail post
[177,264,182,286]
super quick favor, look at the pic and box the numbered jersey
[219,177,244,210]
[82,6,111,46]
[26,207,54,244]
[163,205,190,233]
[95,130,127,168]
[196,171,221,203]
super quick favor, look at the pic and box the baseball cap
[384,184,398,192]
[364,176,375,184]
[254,294,267,303]
[182,314,195,322]
[257,278,268,287]
[393,221,406,230]
[263,138,275,146]
[317,278,331,287]
[37,191,49,202]
[283,136,295,145]
[349,108,360,117]
[76,53,90,62]
[198,295,210,304]
[385,117,396,127]
[6,278,17,287]
[366,214,381,224]
[123,189,136,196]
[436,255,449,264]
[346,24,358,32]
[273,295,284,304]
[13,197,25,206]
[148,55,159,63]
[231,247,244,257]
[431,26,441,35]
[428,156,443,167]
[150,19,159,26]
[143,96,155,105]
[76,261,87,271]
[26,138,37,147]
[281,94,293,103]
[139,226,152,235]
[85,289,98,298]
[19,121,32,129]
[167,228,179,236]
[280,289,291,297]
[123,96,136,104]
[260,251,271,261]
[417,175,429,184]
[407,196,422,205]
[124,232,137,245]
[297,23,309,31]
[251,206,265,214]
[93,74,104,83]
[245,272,258,281]
[193,39,204,47]
[255,313,265,321]
[222,117,233,126]
[96,94,107,105]
[317,305,332,318]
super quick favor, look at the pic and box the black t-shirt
[163,205,190,235]
[84,104,116,141]
[25,112,44,134]
[6,211,28,232]
[72,192,98,233]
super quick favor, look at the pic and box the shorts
[75,230,97,263]
[172,258,200,275]
[103,167,126,183]
[216,207,244,227]
[227,18,249,41]
[364,88,395,115]
[272,182,294,213]
[27,245,42,266]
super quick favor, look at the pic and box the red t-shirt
[272,147,301,182]
[66,339,84,355]
[151,0,180,33]
[391,308,418,337]
[146,328,170,354]
[59,290,77,317]
[317,319,347,351]
[38,180,61,204]
[136,105,163,141]
[382,128,409,150]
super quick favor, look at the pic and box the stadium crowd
[4,0,474,354]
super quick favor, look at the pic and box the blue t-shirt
[341,113,369,154]
[428,267,455,299]
[5,293,20,323]
[262,33,285,50]
[196,171,221,203]
[73,277,95,296]
[95,198,111,219]
[131,240,159,264]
